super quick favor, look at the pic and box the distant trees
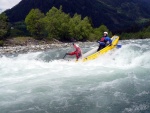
[93,25,112,40]
[0,13,9,46]
[142,26,150,38]
[120,25,150,39]
[25,6,111,41]
[68,15,93,41]
[44,6,70,40]
[0,13,9,40]
[25,9,46,39]
[9,21,30,37]
[5,6,150,42]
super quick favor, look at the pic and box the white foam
[0,39,150,112]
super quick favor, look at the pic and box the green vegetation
[44,6,70,40]
[0,13,9,40]
[120,25,150,39]
[10,21,29,37]
[25,6,111,41]
[0,40,4,46]
[25,9,46,39]
[0,5,150,47]
[4,0,150,33]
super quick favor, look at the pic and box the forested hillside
[4,0,150,33]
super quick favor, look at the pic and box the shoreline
[1,38,150,55]
[0,37,93,55]
[0,42,94,55]
[0,43,69,55]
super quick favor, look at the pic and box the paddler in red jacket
[65,43,82,60]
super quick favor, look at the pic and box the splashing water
[0,39,150,113]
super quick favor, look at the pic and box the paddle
[63,53,67,59]
[111,44,122,48]
[63,54,67,59]
[109,44,122,48]
[116,44,122,48]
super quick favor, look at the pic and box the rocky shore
[0,37,95,55]
[0,43,67,55]
[0,41,93,55]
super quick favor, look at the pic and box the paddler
[97,31,112,51]
[65,43,82,61]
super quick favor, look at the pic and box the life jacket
[100,37,105,42]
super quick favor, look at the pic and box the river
[0,39,150,113]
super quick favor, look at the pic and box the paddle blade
[116,44,122,48]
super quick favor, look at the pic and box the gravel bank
[0,42,94,55]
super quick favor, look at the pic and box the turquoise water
[0,39,150,113]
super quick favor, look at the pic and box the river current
[0,39,150,113]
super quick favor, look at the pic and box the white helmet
[104,32,108,35]
[75,44,79,47]
[73,43,79,47]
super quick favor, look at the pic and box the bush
[0,13,9,39]
[0,40,4,46]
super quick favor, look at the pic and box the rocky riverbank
[0,37,94,55]
[0,43,68,55]
[0,41,94,55]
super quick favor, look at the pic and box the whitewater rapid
[0,39,150,113]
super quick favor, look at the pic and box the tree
[44,6,71,40]
[93,24,112,40]
[25,9,46,39]
[10,21,30,37]
[79,17,93,41]
[0,13,9,39]
[68,14,82,40]
[68,14,93,41]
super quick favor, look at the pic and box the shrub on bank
[0,40,4,46]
